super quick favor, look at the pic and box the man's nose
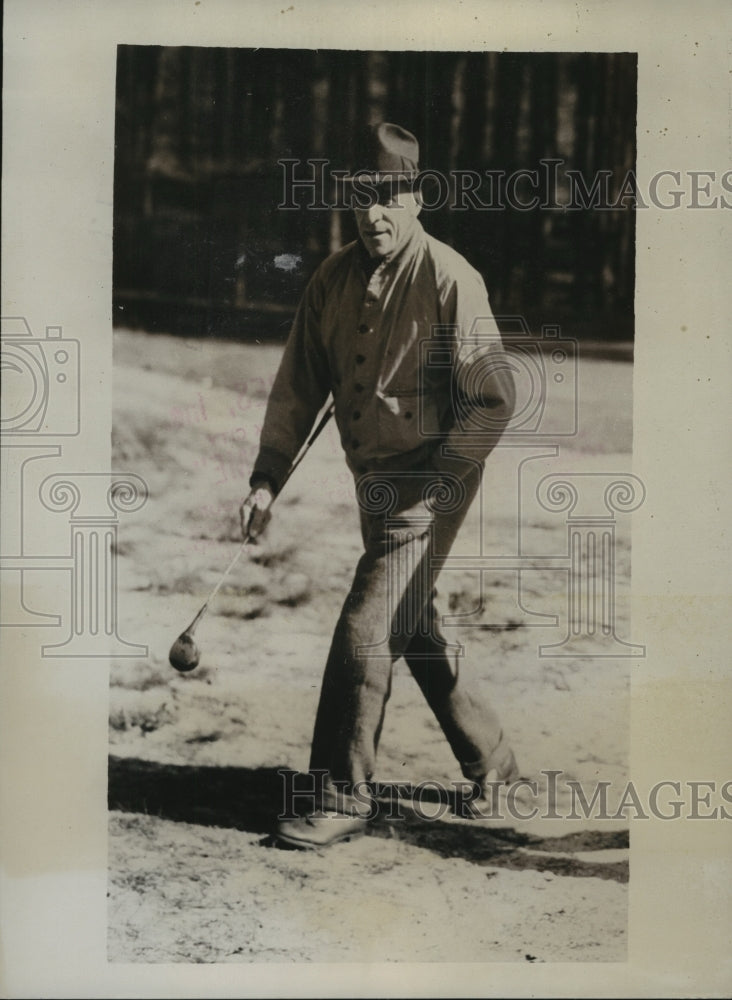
[364,203,383,223]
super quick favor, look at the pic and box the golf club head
[169,630,201,672]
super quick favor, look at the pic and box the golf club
[169,398,336,672]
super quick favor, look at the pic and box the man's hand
[240,482,275,541]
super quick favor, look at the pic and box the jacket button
[358,324,369,334]
[354,383,364,392]
[355,354,365,364]
[404,411,413,419]
[351,439,360,449]
[352,411,361,420]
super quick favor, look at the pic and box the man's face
[353,187,422,259]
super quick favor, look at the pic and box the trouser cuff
[320,778,375,818]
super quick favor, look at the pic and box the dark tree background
[114,47,636,343]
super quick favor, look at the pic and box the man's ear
[412,188,423,215]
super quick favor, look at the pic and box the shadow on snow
[108,756,628,884]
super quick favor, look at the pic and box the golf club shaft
[185,398,336,632]
[185,542,248,632]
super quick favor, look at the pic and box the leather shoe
[274,810,368,850]
[481,729,520,786]
[467,731,520,817]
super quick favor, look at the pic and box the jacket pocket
[376,389,442,453]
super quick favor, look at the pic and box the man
[241,123,518,849]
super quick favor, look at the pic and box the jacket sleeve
[250,270,331,493]
[432,269,515,480]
